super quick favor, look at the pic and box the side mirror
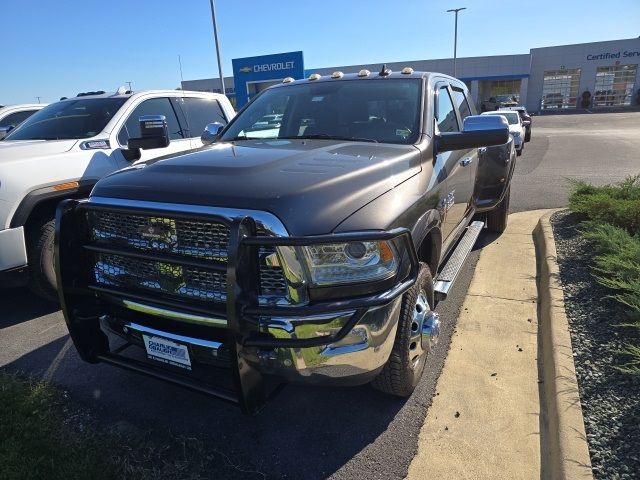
[437,115,509,153]
[127,115,170,150]
[0,125,15,140]
[201,122,225,146]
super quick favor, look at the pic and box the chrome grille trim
[87,197,289,236]
[84,197,293,306]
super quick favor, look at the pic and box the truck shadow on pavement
[0,287,58,329]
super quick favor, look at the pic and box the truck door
[435,83,472,243]
[112,97,193,167]
[450,84,478,220]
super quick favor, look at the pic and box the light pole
[209,0,226,95]
[446,7,466,77]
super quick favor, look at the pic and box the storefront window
[593,64,637,107]
[489,79,521,102]
[541,69,581,109]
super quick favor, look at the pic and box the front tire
[486,184,511,233]
[371,263,437,397]
[27,216,58,302]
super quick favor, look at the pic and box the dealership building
[182,37,640,112]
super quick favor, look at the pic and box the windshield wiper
[228,135,264,141]
[279,134,378,143]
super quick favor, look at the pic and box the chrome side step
[434,221,484,301]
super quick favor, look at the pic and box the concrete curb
[534,211,593,480]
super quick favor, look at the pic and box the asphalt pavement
[1,111,639,479]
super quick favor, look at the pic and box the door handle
[460,157,473,167]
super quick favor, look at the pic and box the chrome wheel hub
[408,290,439,369]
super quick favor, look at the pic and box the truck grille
[86,210,287,305]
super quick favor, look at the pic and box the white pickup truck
[0,88,235,300]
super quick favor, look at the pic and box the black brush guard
[55,199,419,413]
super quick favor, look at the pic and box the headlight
[512,131,521,137]
[302,240,398,286]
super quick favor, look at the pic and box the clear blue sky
[1,0,638,104]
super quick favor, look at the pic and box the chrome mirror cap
[201,122,225,145]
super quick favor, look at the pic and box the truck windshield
[221,78,422,145]
[5,98,127,141]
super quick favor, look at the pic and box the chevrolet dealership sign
[232,51,304,107]
[239,61,296,74]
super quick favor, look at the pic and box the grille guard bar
[55,199,419,413]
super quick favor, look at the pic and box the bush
[569,175,640,235]
[569,176,640,373]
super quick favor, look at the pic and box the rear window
[177,97,227,138]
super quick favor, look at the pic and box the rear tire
[27,217,58,302]
[486,184,511,234]
[372,263,435,397]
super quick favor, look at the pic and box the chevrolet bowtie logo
[239,66,252,73]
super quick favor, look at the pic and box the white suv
[481,110,525,156]
[0,89,234,299]
[0,104,48,139]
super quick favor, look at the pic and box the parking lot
[1,111,639,479]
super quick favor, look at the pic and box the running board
[434,221,484,301]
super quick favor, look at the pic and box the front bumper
[56,199,418,413]
[0,226,28,287]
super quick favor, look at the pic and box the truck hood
[92,139,422,235]
[0,139,78,162]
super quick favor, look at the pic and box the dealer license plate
[142,334,192,370]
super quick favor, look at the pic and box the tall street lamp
[446,7,466,78]
[209,0,226,95]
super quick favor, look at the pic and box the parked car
[56,69,515,414]
[481,94,518,112]
[501,106,532,142]
[0,88,234,300]
[482,110,525,155]
[0,103,47,139]
[542,93,564,109]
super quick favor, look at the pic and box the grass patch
[569,175,640,373]
[0,371,116,480]
[0,371,259,480]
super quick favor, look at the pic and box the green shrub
[569,175,640,235]
[569,175,640,374]
[580,222,640,322]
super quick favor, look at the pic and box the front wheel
[486,184,511,233]
[525,128,531,142]
[371,264,438,397]
[27,216,58,302]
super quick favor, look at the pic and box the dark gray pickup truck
[56,68,515,413]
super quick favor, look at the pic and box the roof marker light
[308,73,321,81]
[331,71,344,79]
[358,69,371,77]
[282,77,295,83]
[401,67,414,75]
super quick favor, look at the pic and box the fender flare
[410,208,442,274]
[10,179,96,228]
